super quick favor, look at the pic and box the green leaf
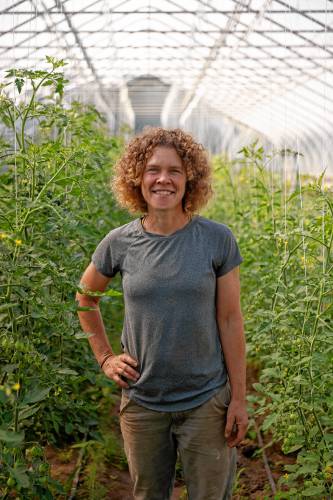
[0,429,24,444]
[2,364,18,373]
[284,464,299,472]
[324,434,333,442]
[11,465,30,488]
[45,55,67,68]
[21,386,51,405]
[0,302,18,312]
[14,77,25,93]
[285,443,303,454]
[262,413,278,432]
[41,80,54,86]
[18,404,41,421]
[302,485,325,496]
[317,168,327,188]
[77,286,122,297]
[57,368,78,375]
[298,463,319,474]
[75,331,95,339]
[252,382,265,393]
[104,288,123,297]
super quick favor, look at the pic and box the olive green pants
[119,383,237,500]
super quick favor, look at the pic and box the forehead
[146,146,183,166]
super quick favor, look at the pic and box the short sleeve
[215,228,243,277]
[91,232,119,278]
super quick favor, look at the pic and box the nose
[156,169,171,184]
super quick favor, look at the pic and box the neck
[142,210,191,236]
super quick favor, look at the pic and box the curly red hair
[112,127,213,214]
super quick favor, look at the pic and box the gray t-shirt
[91,215,243,411]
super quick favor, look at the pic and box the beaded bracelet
[99,353,114,369]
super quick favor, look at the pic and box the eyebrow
[145,163,183,168]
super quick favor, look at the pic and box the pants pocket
[119,393,133,416]
[212,381,231,409]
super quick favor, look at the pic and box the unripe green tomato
[38,463,49,473]
[30,445,43,458]
[7,476,16,487]
[14,340,22,350]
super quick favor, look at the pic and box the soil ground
[47,364,295,499]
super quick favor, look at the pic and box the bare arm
[216,266,248,447]
[76,262,139,388]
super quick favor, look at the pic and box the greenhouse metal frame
[1,0,333,172]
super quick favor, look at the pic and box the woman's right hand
[102,353,140,388]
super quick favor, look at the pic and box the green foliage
[0,57,130,497]
[206,142,333,498]
[77,392,128,499]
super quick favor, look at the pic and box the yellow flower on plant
[284,473,289,480]
[5,387,11,396]
[12,383,20,391]
[15,239,22,245]
[0,232,8,239]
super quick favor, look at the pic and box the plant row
[0,57,129,498]
[206,143,333,498]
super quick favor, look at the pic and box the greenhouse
[0,1,332,499]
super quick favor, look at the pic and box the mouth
[151,189,175,196]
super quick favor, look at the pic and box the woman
[76,127,248,500]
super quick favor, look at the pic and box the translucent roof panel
[1,0,333,173]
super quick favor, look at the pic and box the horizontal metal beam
[1,52,331,61]
[3,44,330,49]
[1,29,331,34]
[1,9,331,14]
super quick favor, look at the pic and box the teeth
[153,190,173,195]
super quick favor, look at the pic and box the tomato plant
[0,57,129,497]
[206,142,333,498]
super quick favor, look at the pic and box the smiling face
[141,146,187,215]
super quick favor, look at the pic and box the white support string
[282,2,290,261]
[12,0,18,230]
[321,1,328,276]
[296,135,308,296]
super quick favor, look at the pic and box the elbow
[75,292,100,308]
[217,311,244,333]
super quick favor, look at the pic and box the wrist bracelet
[99,353,113,369]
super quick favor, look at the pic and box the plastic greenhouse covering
[1,3,333,498]
[1,0,333,175]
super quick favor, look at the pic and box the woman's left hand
[224,400,248,448]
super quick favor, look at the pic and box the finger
[121,354,139,368]
[226,431,240,448]
[114,374,129,389]
[227,424,247,447]
[118,362,137,377]
[237,423,248,442]
[225,412,235,438]
[227,437,239,448]
[122,365,140,381]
